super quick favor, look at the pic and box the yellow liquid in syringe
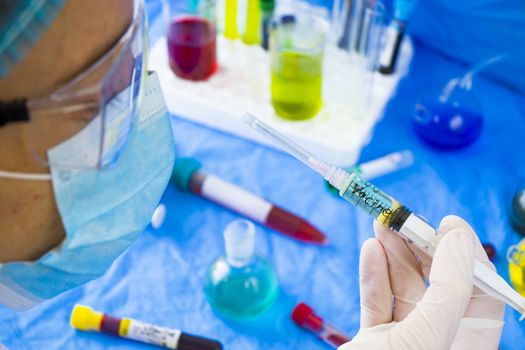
[508,240,525,296]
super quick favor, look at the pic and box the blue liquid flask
[413,84,483,149]
[411,56,510,149]
[205,220,278,320]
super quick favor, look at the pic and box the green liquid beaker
[205,256,278,320]
[270,12,328,121]
[205,219,278,320]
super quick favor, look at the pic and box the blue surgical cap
[0,0,65,78]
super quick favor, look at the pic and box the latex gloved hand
[339,215,505,350]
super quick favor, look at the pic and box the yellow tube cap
[70,304,104,331]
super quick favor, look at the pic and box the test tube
[356,1,384,66]
[333,0,363,51]
[378,0,418,74]
[291,302,351,348]
[223,0,240,39]
[356,150,414,179]
[356,0,385,107]
[259,0,275,49]
[70,305,223,350]
[242,0,261,45]
[331,0,385,109]
[325,150,414,195]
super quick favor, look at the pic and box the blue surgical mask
[0,73,175,309]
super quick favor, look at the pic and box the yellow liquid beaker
[508,239,525,296]
[271,50,323,120]
[269,11,328,121]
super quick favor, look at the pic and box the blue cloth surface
[408,0,525,95]
[2,3,525,350]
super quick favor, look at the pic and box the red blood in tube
[267,207,326,244]
[100,315,122,336]
[327,333,351,346]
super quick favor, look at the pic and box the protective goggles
[0,0,147,169]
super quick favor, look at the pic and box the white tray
[149,35,412,167]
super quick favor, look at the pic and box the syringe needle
[243,113,332,177]
[244,112,525,318]
[242,114,351,190]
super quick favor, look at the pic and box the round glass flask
[205,220,278,320]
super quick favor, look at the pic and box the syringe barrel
[395,213,525,316]
[338,172,441,255]
[398,213,442,256]
[397,214,525,315]
[338,172,411,228]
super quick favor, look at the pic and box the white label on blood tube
[202,175,273,222]
[126,319,181,349]
[379,25,400,67]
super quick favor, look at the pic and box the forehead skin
[0,0,133,99]
[0,0,133,263]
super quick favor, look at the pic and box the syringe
[243,113,525,318]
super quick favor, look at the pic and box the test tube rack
[149,36,412,167]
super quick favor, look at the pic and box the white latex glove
[339,215,505,350]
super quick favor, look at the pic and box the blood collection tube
[70,305,222,350]
[171,157,326,244]
[378,0,418,74]
[378,20,405,75]
[259,0,275,50]
[291,302,351,348]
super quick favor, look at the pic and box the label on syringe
[125,319,181,349]
[342,174,402,225]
